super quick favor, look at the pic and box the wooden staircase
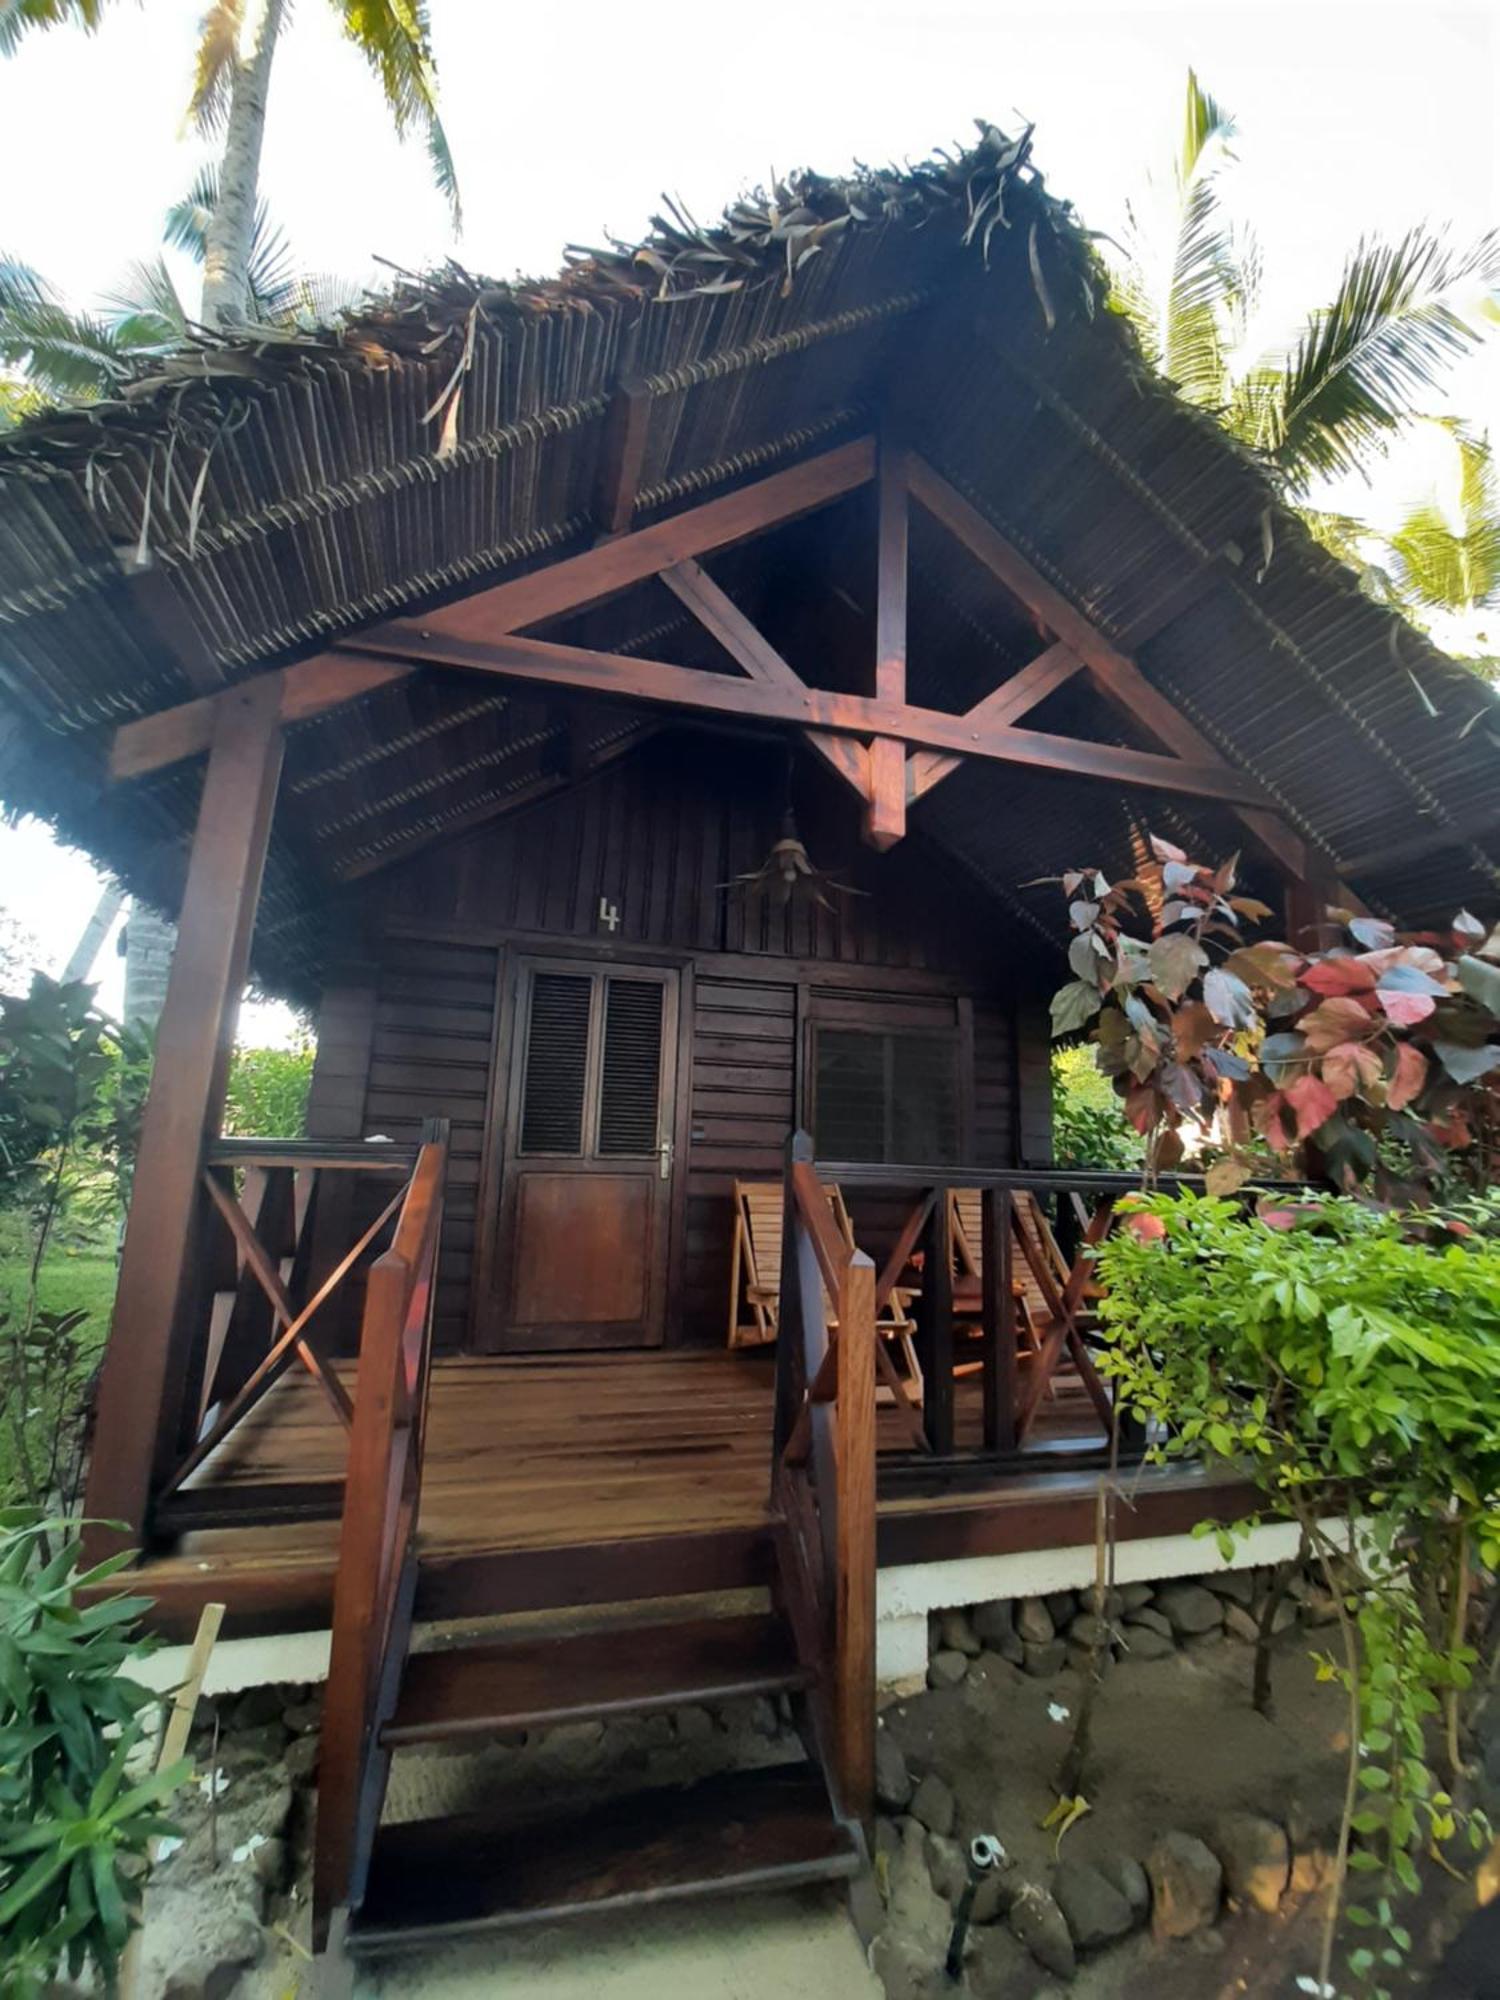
[346,1598,859,1954]
[311,1131,881,1958]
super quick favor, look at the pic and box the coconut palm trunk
[199,0,286,328]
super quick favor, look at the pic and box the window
[812,1026,961,1163]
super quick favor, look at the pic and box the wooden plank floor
[132,1349,1241,1632]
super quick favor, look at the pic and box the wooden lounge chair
[944,1186,1111,1422]
[727,1178,924,1400]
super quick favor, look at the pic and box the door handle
[659,1139,674,1180]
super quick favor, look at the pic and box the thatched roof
[2,124,1497,999]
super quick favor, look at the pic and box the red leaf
[1301,996,1377,1053]
[1386,1043,1428,1111]
[1299,956,1378,997]
[1123,1212,1167,1242]
[1258,1205,1299,1231]
[1149,834,1188,865]
[1124,1084,1159,1135]
[1252,1090,1294,1152]
[1321,1041,1383,1102]
[1284,1073,1339,1140]
[1376,987,1436,1028]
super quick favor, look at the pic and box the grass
[0,1211,118,1505]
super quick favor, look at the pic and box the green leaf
[1050,981,1103,1038]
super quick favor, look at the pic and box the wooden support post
[1284,855,1345,954]
[980,1187,1018,1453]
[917,1191,955,1454]
[866,444,908,849]
[84,677,284,1555]
[833,1248,877,1825]
[772,1131,816,1469]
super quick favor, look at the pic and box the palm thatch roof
[1,123,1496,999]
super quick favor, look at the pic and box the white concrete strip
[875,1518,1311,1682]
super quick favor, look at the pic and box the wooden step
[350,1763,860,1951]
[383,1612,810,1746]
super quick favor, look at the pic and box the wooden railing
[311,1127,449,1951]
[823,1162,1192,1459]
[152,1135,435,1526]
[770,1132,881,1829]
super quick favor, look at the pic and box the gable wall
[305,734,1055,1351]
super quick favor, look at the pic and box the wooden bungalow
[1,127,1495,1955]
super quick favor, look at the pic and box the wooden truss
[110,433,1311,883]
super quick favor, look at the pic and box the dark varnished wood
[85,676,284,1554]
[336,624,1270,806]
[109,441,878,780]
[660,557,868,801]
[350,1763,858,1951]
[905,454,1310,882]
[385,1612,808,1745]
[866,441,908,849]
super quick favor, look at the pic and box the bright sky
[1,0,1498,1035]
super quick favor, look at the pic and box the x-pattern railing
[156,1132,441,1509]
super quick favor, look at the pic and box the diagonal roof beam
[905,455,1311,883]
[110,437,878,782]
[906,641,1086,803]
[659,558,871,803]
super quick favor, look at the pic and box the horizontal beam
[335,627,1273,807]
[110,437,878,782]
[111,655,409,782]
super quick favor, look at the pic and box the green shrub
[0,1512,185,1996]
[222,1037,314,1138]
[1096,1190,1500,1987]
[1051,1043,1144,1172]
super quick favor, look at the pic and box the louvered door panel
[598,979,665,1156]
[519,973,593,1154]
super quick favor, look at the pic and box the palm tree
[2,0,457,328]
[1115,70,1500,497]
[1,172,361,422]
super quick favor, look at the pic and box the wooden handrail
[204,1137,421,1172]
[771,1132,876,1832]
[312,1125,449,1950]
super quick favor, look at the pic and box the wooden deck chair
[946,1188,1046,1356]
[958,1187,1115,1429]
[727,1178,924,1402]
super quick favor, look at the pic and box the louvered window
[813,1028,960,1164]
[519,973,592,1154]
[597,978,664,1156]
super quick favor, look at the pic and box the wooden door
[488,958,680,1351]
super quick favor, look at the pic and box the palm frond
[162,164,218,260]
[337,0,461,228]
[283,270,370,325]
[1388,431,1500,613]
[1270,227,1500,487]
[99,256,188,340]
[186,0,244,135]
[1159,172,1243,408]
[1180,66,1235,185]
[0,0,106,58]
[0,295,129,396]
[0,252,52,314]
[162,163,298,318]
[425,111,462,233]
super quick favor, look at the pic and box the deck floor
[135,1350,1241,1632]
